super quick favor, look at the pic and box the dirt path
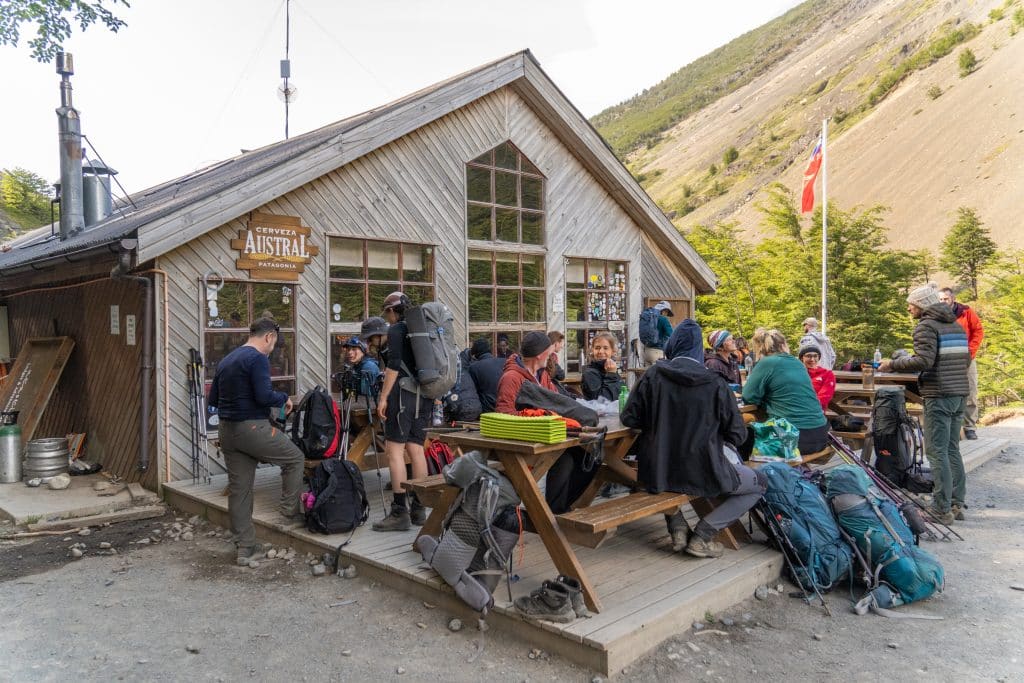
[2,423,1021,682]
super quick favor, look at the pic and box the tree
[958,48,977,77]
[0,0,129,63]
[723,146,739,165]
[0,167,54,227]
[975,251,1024,407]
[939,207,997,299]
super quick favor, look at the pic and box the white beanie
[907,284,940,309]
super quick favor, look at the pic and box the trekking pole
[363,377,389,517]
[186,354,199,485]
[190,348,212,484]
[338,389,355,459]
[756,500,832,616]
[751,503,814,607]
[828,434,961,542]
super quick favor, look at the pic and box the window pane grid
[564,258,629,373]
[329,238,436,323]
[465,141,545,244]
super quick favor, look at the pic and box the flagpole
[820,118,828,336]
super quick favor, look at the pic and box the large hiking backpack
[826,465,944,607]
[291,386,341,459]
[870,387,931,493]
[305,458,369,536]
[415,451,521,613]
[638,307,660,347]
[443,360,481,423]
[399,302,460,400]
[759,463,853,592]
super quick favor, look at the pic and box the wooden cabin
[0,50,716,487]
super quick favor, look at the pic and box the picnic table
[406,416,768,613]
[832,370,922,403]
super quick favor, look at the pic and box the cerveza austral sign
[231,212,319,281]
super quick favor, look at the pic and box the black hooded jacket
[621,356,747,497]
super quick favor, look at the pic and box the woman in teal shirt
[742,328,830,453]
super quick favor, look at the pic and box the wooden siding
[5,279,157,488]
[156,87,689,481]
[640,235,694,301]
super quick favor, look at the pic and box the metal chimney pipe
[56,53,85,240]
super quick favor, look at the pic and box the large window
[328,238,435,323]
[328,237,435,379]
[565,258,629,374]
[466,141,545,245]
[203,281,297,399]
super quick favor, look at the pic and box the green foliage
[590,0,843,156]
[1015,7,1024,27]
[723,146,739,165]
[689,187,919,363]
[958,48,978,76]
[926,85,943,99]
[0,167,54,230]
[939,207,997,299]
[976,251,1024,407]
[990,8,1006,21]
[708,163,718,177]
[0,0,129,63]
[866,22,980,106]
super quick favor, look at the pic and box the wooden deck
[161,433,1007,675]
[164,470,781,675]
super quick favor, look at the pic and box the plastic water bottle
[744,355,754,374]
[873,347,883,370]
[431,399,444,426]
[618,385,629,413]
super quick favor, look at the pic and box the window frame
[465,141,546,245]
[564,257,630,374]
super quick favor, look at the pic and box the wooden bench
[558,491,690,548]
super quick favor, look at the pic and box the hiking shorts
[384,385,432,444]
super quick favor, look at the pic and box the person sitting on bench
[622,319,767,559]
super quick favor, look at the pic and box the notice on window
[552,292,564,314]
[126,315,137,346]
[110,305,120,335]
[608,320,625,332]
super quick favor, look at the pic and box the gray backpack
[399,302,460,400]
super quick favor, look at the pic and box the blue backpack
[638,307,660,347]
[826,465,944,606]
[760,463,853,592]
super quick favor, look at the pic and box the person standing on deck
[208,318,304,567]
[799,317,836,370]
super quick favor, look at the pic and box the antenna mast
[281,0,292,139]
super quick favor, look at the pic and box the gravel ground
[1,421,1021,682]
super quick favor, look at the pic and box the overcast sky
[0,0,803,193]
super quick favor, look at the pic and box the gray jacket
[891,303,969,398]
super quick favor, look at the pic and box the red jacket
[495,355,556,413]
[954,303,983,359]
[806,366,836,412]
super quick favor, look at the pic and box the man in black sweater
[208,318,304,566]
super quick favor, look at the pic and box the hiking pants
[923,396,966,514]
[220,419,305,551]
[693,464,767,540]
[964,360,979,429]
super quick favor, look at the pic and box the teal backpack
[760,463,853,593]
[826,465,944,608]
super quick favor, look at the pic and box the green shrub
[990,8,1005,21]
[708,163,718,176]
[1014,7,1024,27]
[927,85,943,99]
[867,22,980,106]
[959,48,978,77]
[723,146,739,165]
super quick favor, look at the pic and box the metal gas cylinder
[0,422,22,483]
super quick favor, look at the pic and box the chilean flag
[801,135,823,213]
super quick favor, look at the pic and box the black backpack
[290,386,341,459]
[638,307,660,346]
[870,387,931,493]
[306,458,369,536]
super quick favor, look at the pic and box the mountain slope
[596,0,1022,251]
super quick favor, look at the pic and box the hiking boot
[514,582,575,623]
[276,509,305,528]
[665,510,690,553]
[930,508,955,526]
[684,536,725,559]
[235,544,264,566]
[964,429,978,440]
[372,503,411,532]
[951,504,965,521]
[409,499,427,526]
[554,575,589,618]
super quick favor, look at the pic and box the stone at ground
[99,542,111,549]
[396,666,406,675]
[104,579,114,586]
[448,618,462,632]
[135,538,150,545]
[686,642,700,653]
[78,528,92,536]
[267,549,277,559]
[775,583,785,593]
[186,645,200,654]
[48,474,72,490]
[70,548,84,559]
[187,515,200,526]
[692,621,704,631]
[721,617,735,627]
[26,478,41,487]
[813,633,823,641]
[342,565,358,579]
[311,564,326,576]
[247,561,259,569]
[754,585,770,601]
[416,622,427,629]
[888,643,899,649]
[181,532,193,541]
[341,650,351,657]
